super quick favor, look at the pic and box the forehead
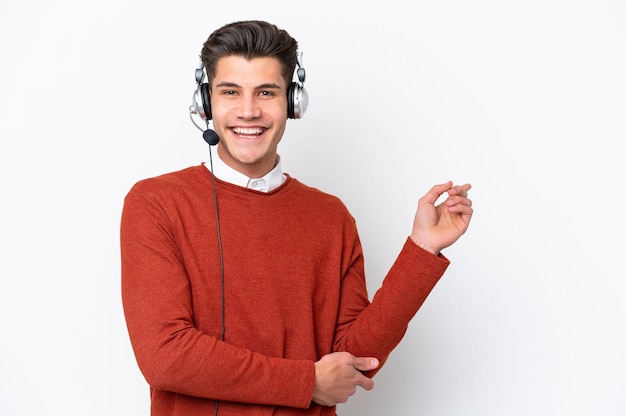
[214,55,286,88]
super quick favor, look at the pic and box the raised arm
[332,182,473,377]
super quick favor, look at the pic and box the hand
[312,352,379,407]
[410,181,473,255]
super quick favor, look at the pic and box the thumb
[352,356,379,372]
[421,181,453,205]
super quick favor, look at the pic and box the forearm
[125,313,315,407]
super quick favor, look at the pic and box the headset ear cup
[287,82,308,119]
[200,83,212,120]
[288,82,308,119]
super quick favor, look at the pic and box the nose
[238,94,261,119]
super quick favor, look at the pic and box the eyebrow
[214,81,282,90]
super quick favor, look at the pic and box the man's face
[210,55,289,179]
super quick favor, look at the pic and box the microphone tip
[203,129,220,146]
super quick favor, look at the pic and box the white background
[1,1,625,415]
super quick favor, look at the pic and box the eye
[259,90,275,97]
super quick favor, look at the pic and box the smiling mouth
[232,127,265,138]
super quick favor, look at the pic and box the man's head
[198,21,302,178]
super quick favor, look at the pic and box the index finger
[421,181,454,205]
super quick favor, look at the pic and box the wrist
[409,235,439,255]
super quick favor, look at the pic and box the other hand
[410,181,473,255]
[312,352,379,407]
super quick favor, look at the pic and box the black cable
[208,145,226,342]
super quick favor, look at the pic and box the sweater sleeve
[332,236,450,376]
[120,186,315,408]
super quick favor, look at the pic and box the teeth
[233,127,264,135]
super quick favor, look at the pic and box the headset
[189,52,309,145]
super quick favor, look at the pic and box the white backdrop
[1,1,625,415]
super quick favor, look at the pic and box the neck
[216,146,277,179]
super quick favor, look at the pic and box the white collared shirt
[206,150,286,192]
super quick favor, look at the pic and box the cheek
[209,97,227,120]
[267,99,289,120]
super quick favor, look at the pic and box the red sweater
[120,165,449,416]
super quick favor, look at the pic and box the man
[121,20,473,416]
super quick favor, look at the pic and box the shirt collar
[207,149,286,192]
